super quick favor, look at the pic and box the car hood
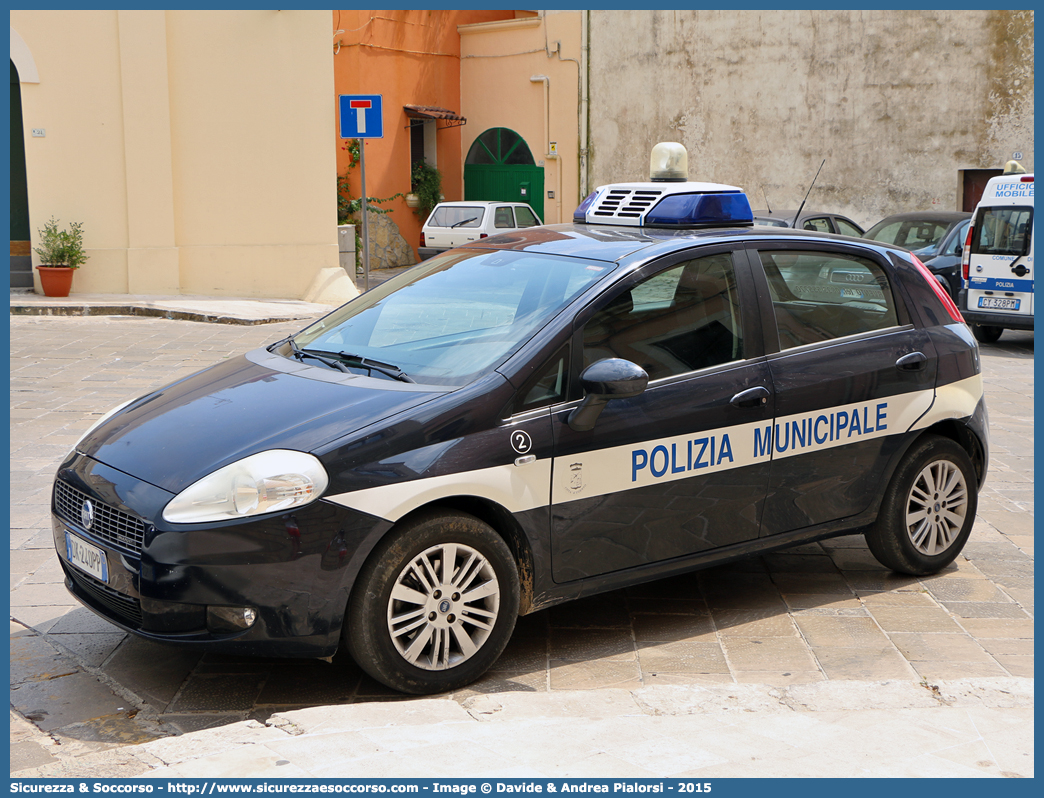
[79,352,443,493]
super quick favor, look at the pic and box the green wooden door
[464,128,544,221]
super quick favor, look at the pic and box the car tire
[971,325,1003,344]
[345,509,519,695]
[866,435,977,576]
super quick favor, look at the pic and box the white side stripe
[913,374,984,430]
[325,460,552,523]
[325,376,984,521]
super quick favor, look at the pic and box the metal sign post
[359,140,370,291]
[338,95,384,293]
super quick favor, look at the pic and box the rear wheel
[345,510,519,694]
[971,325,1003,344]
[866,435,977,576]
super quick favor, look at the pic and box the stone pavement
[8,301,1034,778]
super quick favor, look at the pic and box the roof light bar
[645,192,753,228]
[573,143,753,229]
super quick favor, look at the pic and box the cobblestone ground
[9,316,1034,770]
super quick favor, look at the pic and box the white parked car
[419,201,541,260]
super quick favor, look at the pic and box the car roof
[869,211,971,225]
[432,201,527,207]
[750,209,841,218]
[460,221,898,265]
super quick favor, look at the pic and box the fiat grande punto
[53,144,988,694]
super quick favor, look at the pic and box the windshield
[293,250,614,386]
[864,218,953,251]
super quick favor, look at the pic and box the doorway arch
[464,128,544,221]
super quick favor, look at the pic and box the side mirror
[567,358,649,432]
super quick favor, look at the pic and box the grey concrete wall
[587,10,1033,227]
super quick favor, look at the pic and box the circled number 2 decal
[510,430,533,454]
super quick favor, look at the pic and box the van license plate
[978,297,1020,310]
[65,532,108,582]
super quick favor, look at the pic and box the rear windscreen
[971,206,1032,257]
[428,206,485,228]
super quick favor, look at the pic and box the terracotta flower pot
[36,265,76,297]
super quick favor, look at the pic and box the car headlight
[162,450,329,524]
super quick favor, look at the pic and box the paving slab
[8,317,1033,776]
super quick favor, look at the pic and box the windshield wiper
[285,338,350,373]
[306,349,415,383]
[339,352,415,383]
[450,217,479,229]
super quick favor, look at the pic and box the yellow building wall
[11,10,350,300]
[459,12,583,224]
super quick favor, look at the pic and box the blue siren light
[644,191,754,228]
[573,190,599,223]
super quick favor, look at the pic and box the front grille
[54,480,146,555]
[64,563,143,628]
[592,188,663,221]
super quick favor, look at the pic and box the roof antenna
[792,159,825,227]
[762,187,773,214]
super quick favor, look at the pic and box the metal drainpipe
[530,74,558,222]
[580,10,590,198]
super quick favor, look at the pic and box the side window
[944,221,971,256]
[494,207,515,229]
[512,346,568,414]
[802,218,832,233]
[582,253,744,381]
[759,250,900,350]
[514,206,539,227]
[835,218,863,237]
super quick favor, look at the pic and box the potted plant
[34,217,87,297]
[410,161,443,219]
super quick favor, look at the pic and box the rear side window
[759,250,899,350]
[972,207,1032,257]
[494,207,515,228]
[514,206,539,227]
[835,218,863,237]
[428,206,485,229]
[866,220,951,249]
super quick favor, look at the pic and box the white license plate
[978,297,1020,310]
[65,531,108,582]
[840,288,864,299]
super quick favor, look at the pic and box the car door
[548,246,775,583]
[746,242,938,536]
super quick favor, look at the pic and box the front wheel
[345,510,519,694]
[866,435,978,576]
[971,325,1003,344]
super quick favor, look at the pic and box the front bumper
[52,452,390,658]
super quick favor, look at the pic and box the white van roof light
[574,143,753,228]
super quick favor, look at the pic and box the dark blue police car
[53,144,989,694]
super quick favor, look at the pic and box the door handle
[730,386,771,408]
[896,352,927,372]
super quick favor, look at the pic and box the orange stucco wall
[332,10,518,258]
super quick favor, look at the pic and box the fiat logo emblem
[438,600,451,614]
[81,499,95,530]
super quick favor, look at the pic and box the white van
[959,170,1034,343]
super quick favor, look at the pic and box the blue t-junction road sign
[339,94,384,139]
